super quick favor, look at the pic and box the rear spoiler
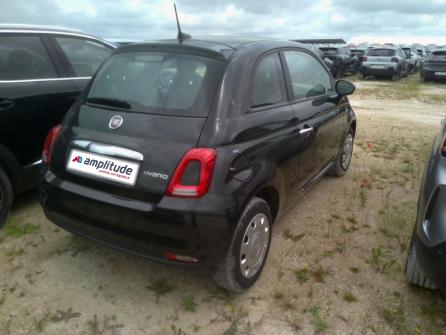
[291,39,346,45]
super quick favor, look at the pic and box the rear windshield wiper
[86,97,132,109]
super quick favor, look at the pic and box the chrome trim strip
[24,159,43,168]
[0,77,91,84]
[72,140,144,161]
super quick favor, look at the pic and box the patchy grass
[282,229,305,242]
[294,268,309,283]
[379,303,407,333]
[4,218,39,238]
[310,306,329,334]
[146,278,176,303]
[86,314,124,335]
[181,296,198,313]
[343,291,358,303]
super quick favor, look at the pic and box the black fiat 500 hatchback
[40,38,356,291]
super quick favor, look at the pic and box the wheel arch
[0,145,24,194]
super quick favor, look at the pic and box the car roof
[0,24,116,48]
[116,37,305,61]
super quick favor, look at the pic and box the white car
[402,47,421,73]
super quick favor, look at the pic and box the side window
[0,35,57,80]
[55,37,112,77]
[251,52,286,108]
[283,50,332,100]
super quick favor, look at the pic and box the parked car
[402,47,421,73]
[319,46,359,77]
[360,47,410,80]
[40,37,357,292]
[305,44,335,76]
[405,120,446,292]
[420,49,446,82]
[0,25,115,227]
[416,48,427,60]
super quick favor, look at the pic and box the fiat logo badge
[109,115,123,130]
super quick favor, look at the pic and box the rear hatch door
[51,47,226,201]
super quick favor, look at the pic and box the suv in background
[0,25,115,227]
[319,46,359,78]
[360,47,410,80]
[40,38,356,291]
[421,49,446,82]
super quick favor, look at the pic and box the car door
[0,33,78,166]
[281,49,347,189]
[49,36,114,92]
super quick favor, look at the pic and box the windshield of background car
[368,49,395,57]
[319,48,338,55]
[86,51,226,117]
[429,51,446,61]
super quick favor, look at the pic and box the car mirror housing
[335,80,355,96]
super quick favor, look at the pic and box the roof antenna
[174,3,191,43]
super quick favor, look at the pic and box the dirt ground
[2,74,446,335]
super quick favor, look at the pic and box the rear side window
[368,49,395,57]
[430,51,446,61]
[283,50,332,100]
[0,35,57,80]
[55,37,112,77]
[87,51,226,117]
[320,48,338,55]
[251,52,286,108]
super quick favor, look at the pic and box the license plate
[435,72,446,76]
[371,65,385,69]
[67,149,140,186]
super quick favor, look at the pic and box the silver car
[360,47,410,80]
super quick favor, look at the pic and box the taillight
[42,125,61,165]
[391,57,399,63]
[441,137,446,156]
[166,148,216,198]
[362,56,367,62]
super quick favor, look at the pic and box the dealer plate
[67,149,140,186]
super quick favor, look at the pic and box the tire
[0,166,13,229]
[391,70,400,81]
[330,127,354,177]
[212,197,272,292]
[405,231,436,290]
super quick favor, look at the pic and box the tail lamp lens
[391,57,399,63]
[42,125,61,165]
[362,56,367,62]
[166,148,216,198]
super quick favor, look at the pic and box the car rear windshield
[368,49,395,57]
[319,48,338,55]
[350,50,364,56]
[86,51,226,117]
[429,51,446,61]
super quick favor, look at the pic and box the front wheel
[0,166,13,228]
[212,197,272,292]
[330,127,354,177]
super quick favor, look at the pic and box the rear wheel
[330,127,354,177]
[405,231,436,290]
[212,197,272,292]
[0,166,13,228]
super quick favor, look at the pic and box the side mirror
[335,80,355,96]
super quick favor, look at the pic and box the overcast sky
[1,0,446,41]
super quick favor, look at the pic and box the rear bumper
[415,233,446,291]
[421,70,446,80]
[40,170,237,268]
[360,64,397,76]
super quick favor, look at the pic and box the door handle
[299,127,314,135]
[0,98,14,110]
